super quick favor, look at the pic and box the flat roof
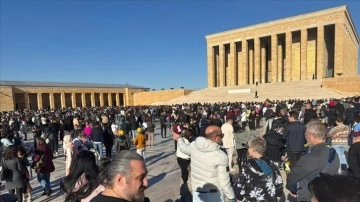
[0,80,148,89]
[206,5,359,44]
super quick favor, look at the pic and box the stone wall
[133,89,193,105]
[0,85,147,111]
[0,86,14,111]
[322,76,360,93]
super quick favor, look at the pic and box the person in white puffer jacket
[174,125,236,202]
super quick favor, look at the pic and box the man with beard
[90,151,149,202]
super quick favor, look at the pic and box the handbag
[0,158,10,181]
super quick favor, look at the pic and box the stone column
[261,43,266,83]
[125,88,129,106]
[116,93,120,106]
[99,93,104,106]
[61,93,66,108]
[71,93,76,108]
[207,45,215,87]
[229,42,236,86]
[24,93,30,109]
[249,42,254,85]
[277,39,283,82]
[334,23,344,77]
[108,93,112,106]
[271,34,278,83]
[240,41,248,85]
[254,37,260,85]
[219,44,225,87]
[37,93,43,110]
[285,31,292,81]
[301,29,307,80]
[91,93,95,107]
[49,93,55,109]
[81,93,86,107]
[317,25,324,79]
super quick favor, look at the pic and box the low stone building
[0,80,149,111]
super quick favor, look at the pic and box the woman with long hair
[63,133,78,176]
[176,128,191,186]
[60,150,104,202]
[2,145,25,202]
[17,146,33,202]
[233,121,249,168]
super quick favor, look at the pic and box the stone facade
[206,6,359,88]
[0,81,148,111]
[322,76,360,93]
[133,89,193,105]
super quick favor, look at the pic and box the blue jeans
[192,191,224,202]
[132,130,137,140]
[93,142,103,158]
[37,173,51,192]
[332,144,348,171]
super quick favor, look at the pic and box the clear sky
[1,0,359,90]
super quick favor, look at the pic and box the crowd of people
[0,96,360,201]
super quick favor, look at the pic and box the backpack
[264,131,280,146]
[265,109,274,120]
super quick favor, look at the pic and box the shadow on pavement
[147,151,176,167]
[31,177,63,199]
[148,172,167,187]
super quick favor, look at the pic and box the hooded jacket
[177,137,235,200]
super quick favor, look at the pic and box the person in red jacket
[32,138,55,197]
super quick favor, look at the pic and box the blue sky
[1,0,359,90]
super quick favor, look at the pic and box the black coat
[284,121,306,152]
[304,109,317,124]
[348,142,360,176]
[102,129,114,147]
[90,127,104,143]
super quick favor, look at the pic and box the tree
[180,87,184,89]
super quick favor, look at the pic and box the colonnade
[207,23,345,87]
[15,92,125,110]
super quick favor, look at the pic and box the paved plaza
[0,121,290,202]
[0,125,190,202]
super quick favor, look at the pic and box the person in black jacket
[264,108,287,165]
[304,103,318,125]
[283,111,306,168]
[348,135,360,176]
[102,126,114,158]
[159,112,167,139]
[90,122,104,158]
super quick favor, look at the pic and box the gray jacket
[178,136,235,200]
[3,158,25,190]
[286,143,340,201]
[234,131,250,149]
